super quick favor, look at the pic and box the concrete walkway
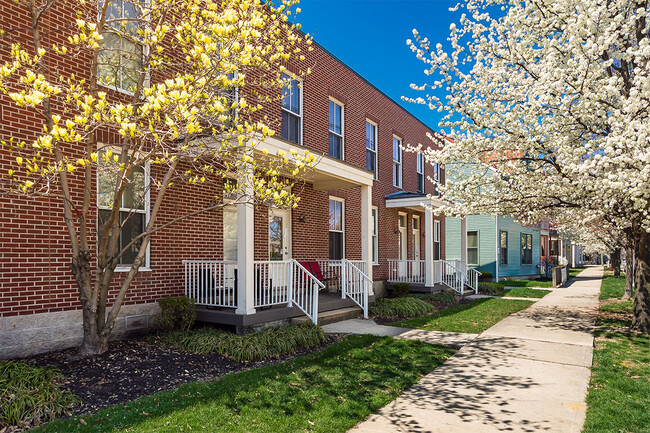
[349,266,601,433]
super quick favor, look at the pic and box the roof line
[304,33,445,141]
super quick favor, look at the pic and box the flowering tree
[0,0,314,355]
[408,0,650,333]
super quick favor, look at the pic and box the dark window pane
[329,133,342,159]
[281,111,300,144]
[329,232,343,260]
[120,211,144,265]
[417,173,424,192]
[366,150,375,172]
[468,248,478,265]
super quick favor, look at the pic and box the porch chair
[301,261,337,294]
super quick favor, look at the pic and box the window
[393,136,402,188]
[398,213,407,260]
[329,198,344,260]
[417,153,424,193]
[467,231,479,266]
[500,231,508,265]
[433,162,441,196]
[521,233,533,265]
[281,73,301,144]
[328,100,343,159]
[223,207,238,261]
[434,220,441,260]
[371,207,378,264]
[97,151,149,267]
[366,121,377,179]
[98,0,145,93]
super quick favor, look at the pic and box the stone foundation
[0,302,160,359]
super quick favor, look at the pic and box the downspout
[495,216,499,282]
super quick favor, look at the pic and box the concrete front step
[292,306,362,326]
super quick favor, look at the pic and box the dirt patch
[23,334,342,416]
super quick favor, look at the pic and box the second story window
[416,153,424,193]
[433,162,441,196]
[281,73,301,144]
[366,121,377,179]
[393,136,402,188]
[328,100,343,159]
[98,0,145,93]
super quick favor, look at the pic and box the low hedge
[157,296,196,331]
[0,361,79,430]
[369,297,435,318]
[409,292,458,305]
[152,322,326,362]
[478,282,506,295]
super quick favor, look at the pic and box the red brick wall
[0,1,446,318]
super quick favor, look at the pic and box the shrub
[157,296,196,331]
[391,283,411,297]
[0,361,79,430]
[409,292,458,305]
[478,271,493,281]
[369,297,435,318]
[478,282,505,295]
[153,322,326,362]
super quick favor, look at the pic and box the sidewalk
[349,266,602,433]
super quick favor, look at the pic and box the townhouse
[0,1,469,358]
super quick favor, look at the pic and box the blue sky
[295,0,459,132]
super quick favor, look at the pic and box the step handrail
[341,259,370,318]
[290,259,324,324]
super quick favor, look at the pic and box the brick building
[0,1,458,358]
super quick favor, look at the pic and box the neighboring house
[446,215,542,280]
[0,3,464,358]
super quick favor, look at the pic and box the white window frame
[416,152,424,193]
[328,98,344,160]
[97,0,149,95]
[329,196,345,259]
[393,136,402,188]
[96,145,151,271]
[467,230,479,266]
[434,162,441,182]
[434,220,441,259]
[500,230,508,266]
[280,72,303,145]
[521,232,533,265]
[366,120,378,180]
[371,206,379,265]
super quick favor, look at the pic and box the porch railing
[466,268,481,293]
[183,260,237,308]
[315,259,343,293]
[342,259,370,318]
[439,259,465,294]
[290,259,323,324]
[387,259,426,284]
[253,260,291,308]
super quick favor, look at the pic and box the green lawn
[502,278,553,288]
[599,275,627,300]
[392,298,534,333]
[568,267,585,278]
[35,335,454,433]
[498,288,551,298]
[583,288,650,432]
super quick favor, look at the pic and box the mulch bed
[23,333,342,416]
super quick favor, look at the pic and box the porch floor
[195,292,373,328]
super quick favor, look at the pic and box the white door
[269,208,291,261]
[398,213,407,277]
[412,215,420,277]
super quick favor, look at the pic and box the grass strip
[499,288,551,299]
[392,298,533,333]
[583,277,650,433]
[502,278,553,288]
[568,267,584,278]
[35,335,454,433]
[599,275,626,300]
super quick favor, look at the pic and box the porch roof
[257,137,374,190]
[384,191,445,212]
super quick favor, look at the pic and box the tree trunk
[611,247,621,277]
[632,230,650,335]
[624,244,634,300]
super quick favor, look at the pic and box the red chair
[308,261,337,293]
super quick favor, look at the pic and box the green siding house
[446,215,541,280]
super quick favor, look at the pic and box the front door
[269,208,291,261]
[398,213,407,277]
[412,215,420,276]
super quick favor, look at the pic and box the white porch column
[236,164,255,316]
[460,216,468,264]
[425,209,435,286]
[360,184,373,282]
[571,243,576,267]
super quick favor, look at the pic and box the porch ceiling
[256,137,374,190]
